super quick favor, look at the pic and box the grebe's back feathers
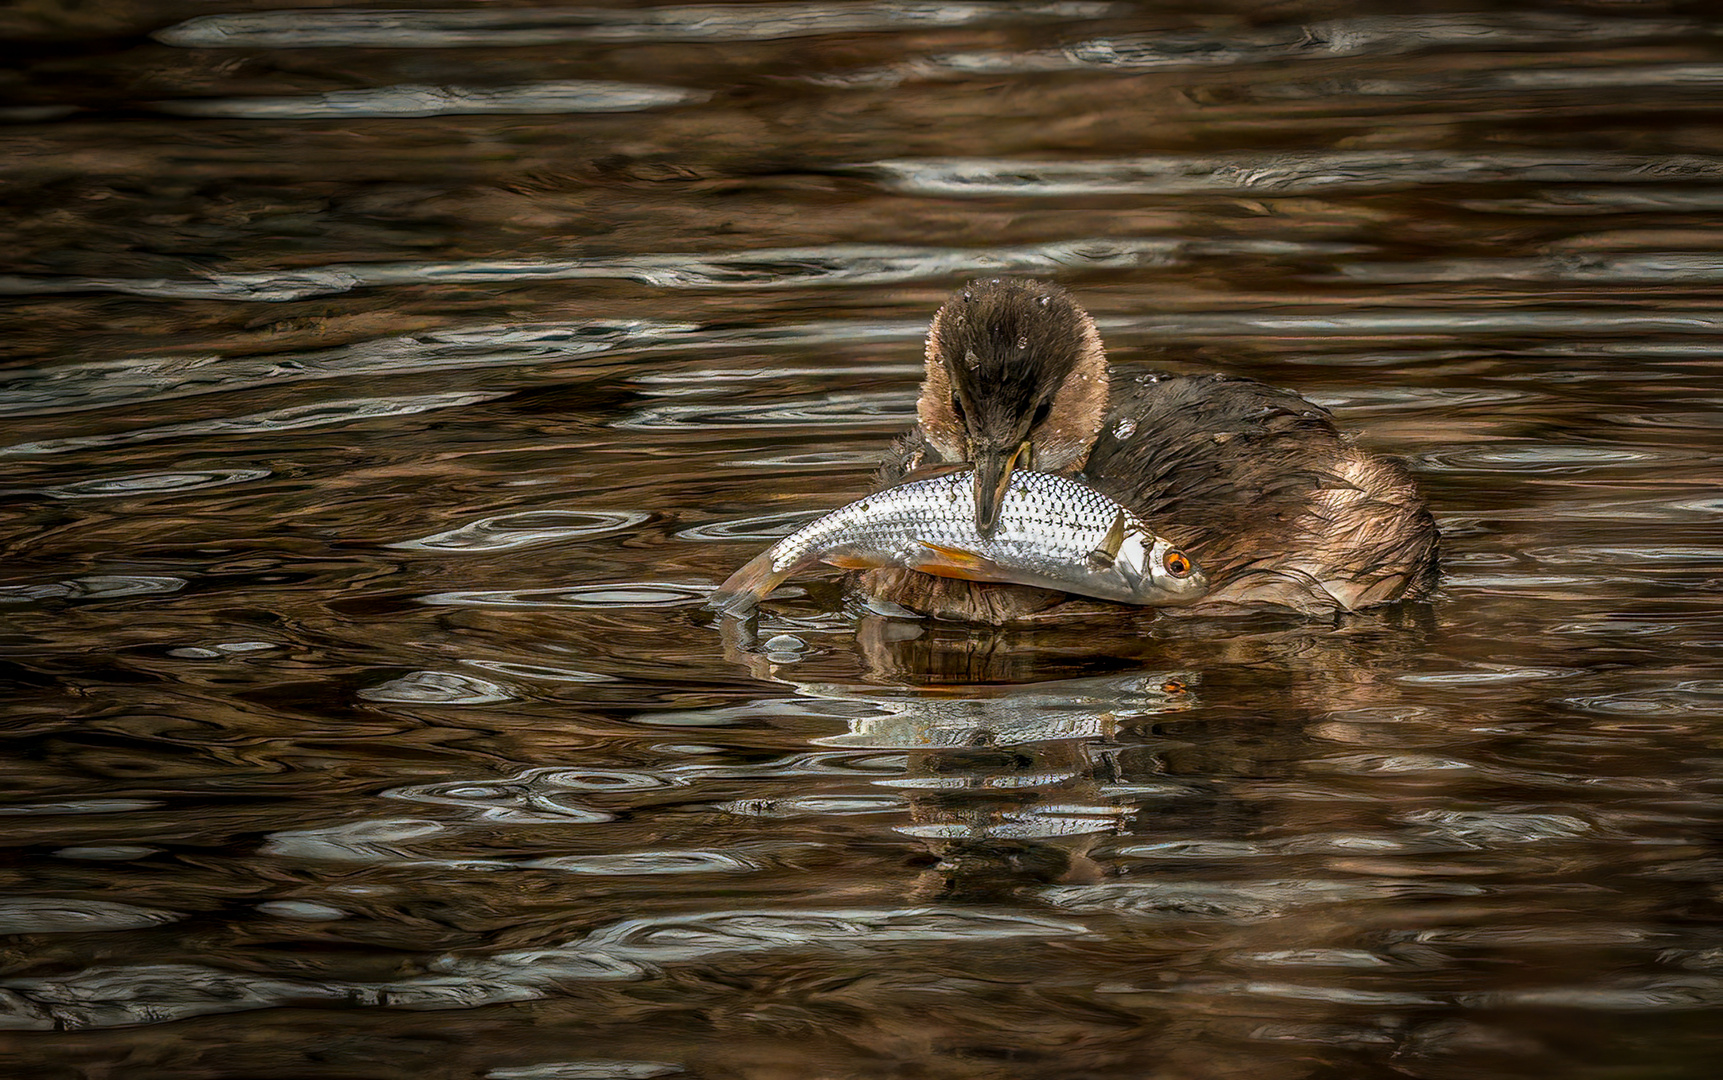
[1084,373,1437,614]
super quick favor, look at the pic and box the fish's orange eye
[1163,550,1193,578]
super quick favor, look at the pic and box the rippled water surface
[5,2,1723,1077]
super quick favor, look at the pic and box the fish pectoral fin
[908,541,1007,583]
[1086,511,1127,569]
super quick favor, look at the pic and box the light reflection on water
[3,2,1723,1078]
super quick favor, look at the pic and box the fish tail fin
[706,550,791,616]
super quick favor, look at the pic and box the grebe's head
[918,278,1110,536]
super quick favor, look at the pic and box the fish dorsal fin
[1087,511,1127,569]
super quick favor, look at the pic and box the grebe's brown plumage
[859,277,1439,622]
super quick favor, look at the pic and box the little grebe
[858,277,1439,622]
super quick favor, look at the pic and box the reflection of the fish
[721,615,1203,901]
[716,599,1446,910]
[721,602,1197,685]
[800,670,1197,750]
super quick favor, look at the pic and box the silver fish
[708,468,1207,615]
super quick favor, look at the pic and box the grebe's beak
[971,439,1031,538]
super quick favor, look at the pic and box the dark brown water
[4,3,1723,1077]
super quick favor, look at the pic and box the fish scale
[769,471,1124,573]
[710,469,1208,614]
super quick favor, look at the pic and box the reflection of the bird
[709,604,1573,1076]
[717,600,1449,917]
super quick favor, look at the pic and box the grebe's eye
[1163,550,1193,578]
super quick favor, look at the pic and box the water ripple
[1462,188,1723,215]
[153,81,705,119]
[720,450,883,470]
[0,575,186,604]
[383,766,677,823]
[818,13,1711,85]
[1530,545,1723,568]
[422,583,713,609]
[358,671,515,706]
[1311,753,1479,774]
[1117,840,1267,860]
[391,511,649,552]
[7,309,1711,423]
[155,2,1115,48]
[1111,980,1444,1007]
[0,238,1344,302]
[0,392,504,456]
[1402,809,1592,845]
[525,851,764,875]
[0,899,183,934]
[1336,253,1723,284]
[675,509,827,543]
[1396,665,1581,686]
[1247,63,1723,104]
[634,366,920,386]
[488,1064,683,1080]
[1449,495,1723,523]
[1462,978,1723,1011]
[0,799,163,816]
[1410,925,1659,948]
[1099,310,1723,338]
[1043,880,1417,921]
[0,908,1084,1029]
[1561,681,1723,718]
[1418,444,1666,473]
[53,845,162,861]
[531,769,674,792]
[256,900,347,922]
[1442,572,1621,595]
[0,321,704,418]
[618,392,910,431]
[569,907,1089,963]
[32,469,272,499]
[858,151,1723,197]
[262,819,462,863]
[462,660,616,683]
[632,697,865,728]
[716,794,906,817]
[169,640,281,659]
[1118,833,1415,860]
[1308,386,1527,412]
[0,963,395,1030]
[669,750,907,781]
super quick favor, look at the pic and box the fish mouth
[1150,562,1210,604]
[1172,568,1211,600]
[970,441,1030,538]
